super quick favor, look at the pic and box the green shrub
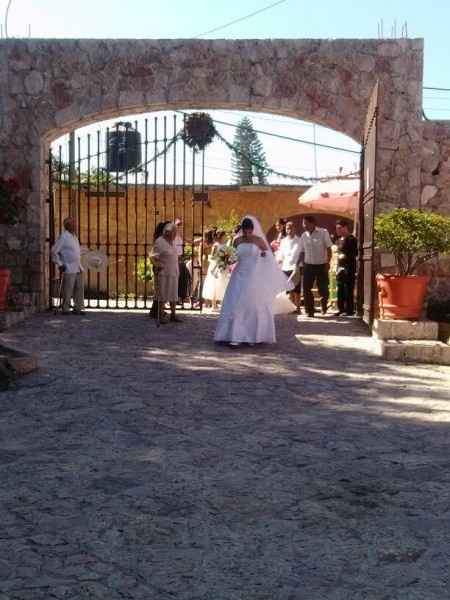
[374,208,450,275]
[136,257,153,282]
[211,209,241,237]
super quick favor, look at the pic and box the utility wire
[176,111,360,155]
[4,0,13,38]
[194,0,288,38]
[220,110,315,128]
[423,86,450,92]
[213,118,360,154]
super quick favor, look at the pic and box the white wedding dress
[202,244,230,303]
[214,216,293,345]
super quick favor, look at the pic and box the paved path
[1,310,450,600]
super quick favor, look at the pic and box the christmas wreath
[182,112,216,152]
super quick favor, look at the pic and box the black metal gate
[48,113,207,310]
[357,82,379,327]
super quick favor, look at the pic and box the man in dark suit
[335,219,358,316]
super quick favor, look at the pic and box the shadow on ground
[0,310,449,599]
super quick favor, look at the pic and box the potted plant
[374,208,450,320]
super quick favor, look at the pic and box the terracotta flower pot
[0,268,11,311]
[376,274,430,320]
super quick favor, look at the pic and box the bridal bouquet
[212,246,237,276]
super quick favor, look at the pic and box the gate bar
[114,123,120,309]
[134,119,139,309]
[144,118,149,306]
[105,126,111,308]
[87,133,92,307]
[124,121,130,309]
[96,130,101,309]
[172,114,177,222]
[163,116,167,221]
[153,116,158,239]
[48,147,55,310]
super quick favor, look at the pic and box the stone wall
[420,121,450,299]
[52,183,349,243]
[421,121,450,214]
[0,37,448,308]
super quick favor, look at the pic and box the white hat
[81,249,108,272]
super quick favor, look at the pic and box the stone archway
[1,37,449,309]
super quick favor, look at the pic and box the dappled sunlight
[2,308,450,600]
[3,311,450,430]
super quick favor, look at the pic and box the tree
[231,117,268,185]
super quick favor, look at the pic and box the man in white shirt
[298,215,333,317]
[278,221,302,312]
[51,217,85,315]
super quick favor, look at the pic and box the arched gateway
[0,38,449,318]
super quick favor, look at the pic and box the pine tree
[231,117,268,185]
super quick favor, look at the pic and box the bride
[214,215,292,346]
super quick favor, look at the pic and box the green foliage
[51,158,118,188]
[231,117,268,185]
[80,168,117,188]
[51,157,70,183]
[374,208,450,275]
[212,210,241,237]
[182,243,196,260]
[136,257,153,282]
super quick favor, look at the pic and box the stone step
[0,343,38,380]
[373,318,439,341]
[373,338,450,365]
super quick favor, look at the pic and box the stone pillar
[375,40,424,213]
[420,121,450,300]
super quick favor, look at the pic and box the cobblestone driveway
[1,311,450,600]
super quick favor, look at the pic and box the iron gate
[48,113,207,310]
[357,82,379,327]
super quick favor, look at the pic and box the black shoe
[72,310,86,315]
[306,313,315,318]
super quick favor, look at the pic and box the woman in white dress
[214,216,292,346]
[202,230,230,310]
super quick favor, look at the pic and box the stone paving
[0,310,450,600]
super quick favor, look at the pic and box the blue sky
[3,0,450,183]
